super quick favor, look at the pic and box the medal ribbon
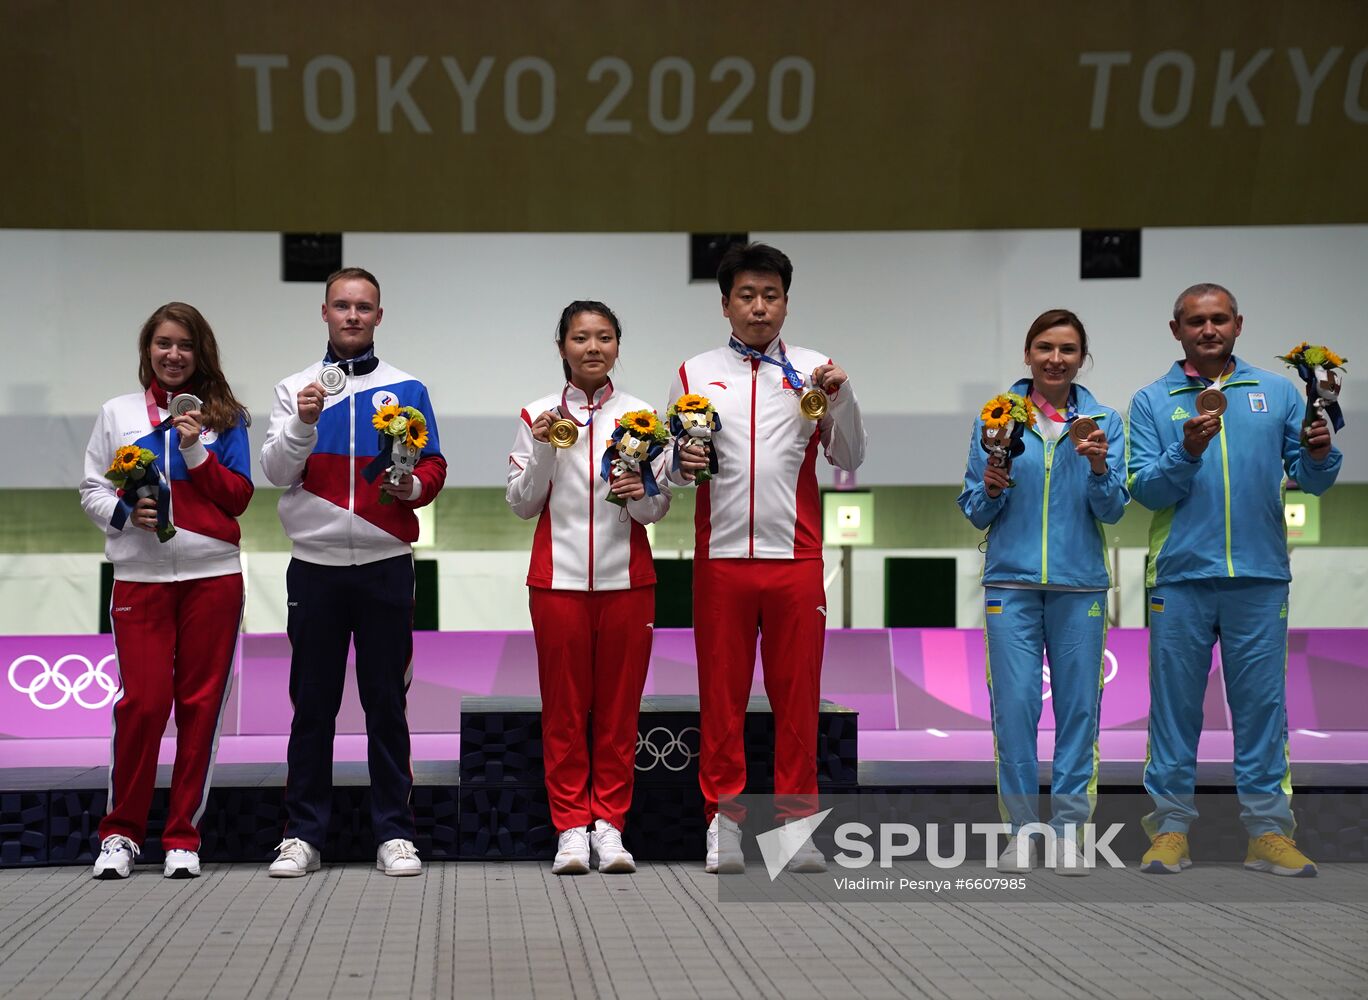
[727,336,805,390]
[1029,387,1077,424]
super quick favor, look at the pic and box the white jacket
[507,383,670,591]
[666,339,866,560]
[261,356,445,567]
[78,388,252,583]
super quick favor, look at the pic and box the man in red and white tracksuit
[668,243,866,873]
[260,267,446,878]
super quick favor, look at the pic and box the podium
[457,696,859,860]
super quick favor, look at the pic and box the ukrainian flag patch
[1149,596,1165,613]
[985,599,1004,615]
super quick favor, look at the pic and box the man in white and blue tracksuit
[1127,283,1340,877]
[959,376,1128,860]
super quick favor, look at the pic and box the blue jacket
[958,381,1128,589]
[1126,357,1341,586]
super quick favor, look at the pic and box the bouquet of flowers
[667,393,721,484]
[106,445,176,542]
[978,392,1035,485]
[1277,343,1347,436]
[600,409,669,506]
[364,404,430,504]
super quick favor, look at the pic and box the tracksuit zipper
[165,425,177,578]
[588,419,596,591]
[347,369,356,563]
[1041,438,1054,584]
[1168,378,1250,577]
[1219,417,1233,576]
[748,360,758,558]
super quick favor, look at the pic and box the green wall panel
[6,483,1368,553]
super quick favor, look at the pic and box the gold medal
[548,418,578,448]
[799,388,828,420]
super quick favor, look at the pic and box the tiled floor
[1,862,1365,999]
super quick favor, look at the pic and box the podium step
[457,695,859,860]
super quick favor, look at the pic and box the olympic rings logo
[7,654,122,711]
[635,725,700,772]
[1042,649,1119,701]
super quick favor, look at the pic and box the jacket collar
[1164,355,1259,392]
[324,343,380,376]
[563,378,614,414]
[1008,378,1104,416]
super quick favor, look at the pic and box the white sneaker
[783,819,828,873]
[995,834,1038,872]
[377,839,422,877]
[1052,836,1092,877]
[590,820,636,873]
[163,849,201,879]
[268,838,320,877]
[552,827,590,875]
[92,835,138,879]
[705,815,744,874]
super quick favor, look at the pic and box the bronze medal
[1196,387,1227,416]
[1069,416,1099,445]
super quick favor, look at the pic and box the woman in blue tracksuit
[957,309,1128,874]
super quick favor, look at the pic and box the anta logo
[817,606,827,617]
[113,606,133,613]
[1279,603,1288,619]
[708,381,728,390]
[1170,406,1190,421]
[1088,601,1102,618]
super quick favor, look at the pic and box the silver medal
[169,393,203,417]
[318,364,348,396]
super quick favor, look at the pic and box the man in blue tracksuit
[959,309,1130,874]
[1127,283,1340,877]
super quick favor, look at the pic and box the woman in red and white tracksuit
[78,302,253,880]
[506,300,670,875]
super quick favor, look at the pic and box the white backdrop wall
[4,226,1365,488]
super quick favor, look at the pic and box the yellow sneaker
[1244,833,1317,877]
[1140,832,1192,874]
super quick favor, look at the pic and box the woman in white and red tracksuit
[667,243,866,873]
[506,301,671,875]
[78,302,253,880]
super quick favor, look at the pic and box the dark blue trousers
[284,554,416,847]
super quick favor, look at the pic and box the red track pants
[693,558,826,823]
[530,586,655,832]
[102,573,243,851]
